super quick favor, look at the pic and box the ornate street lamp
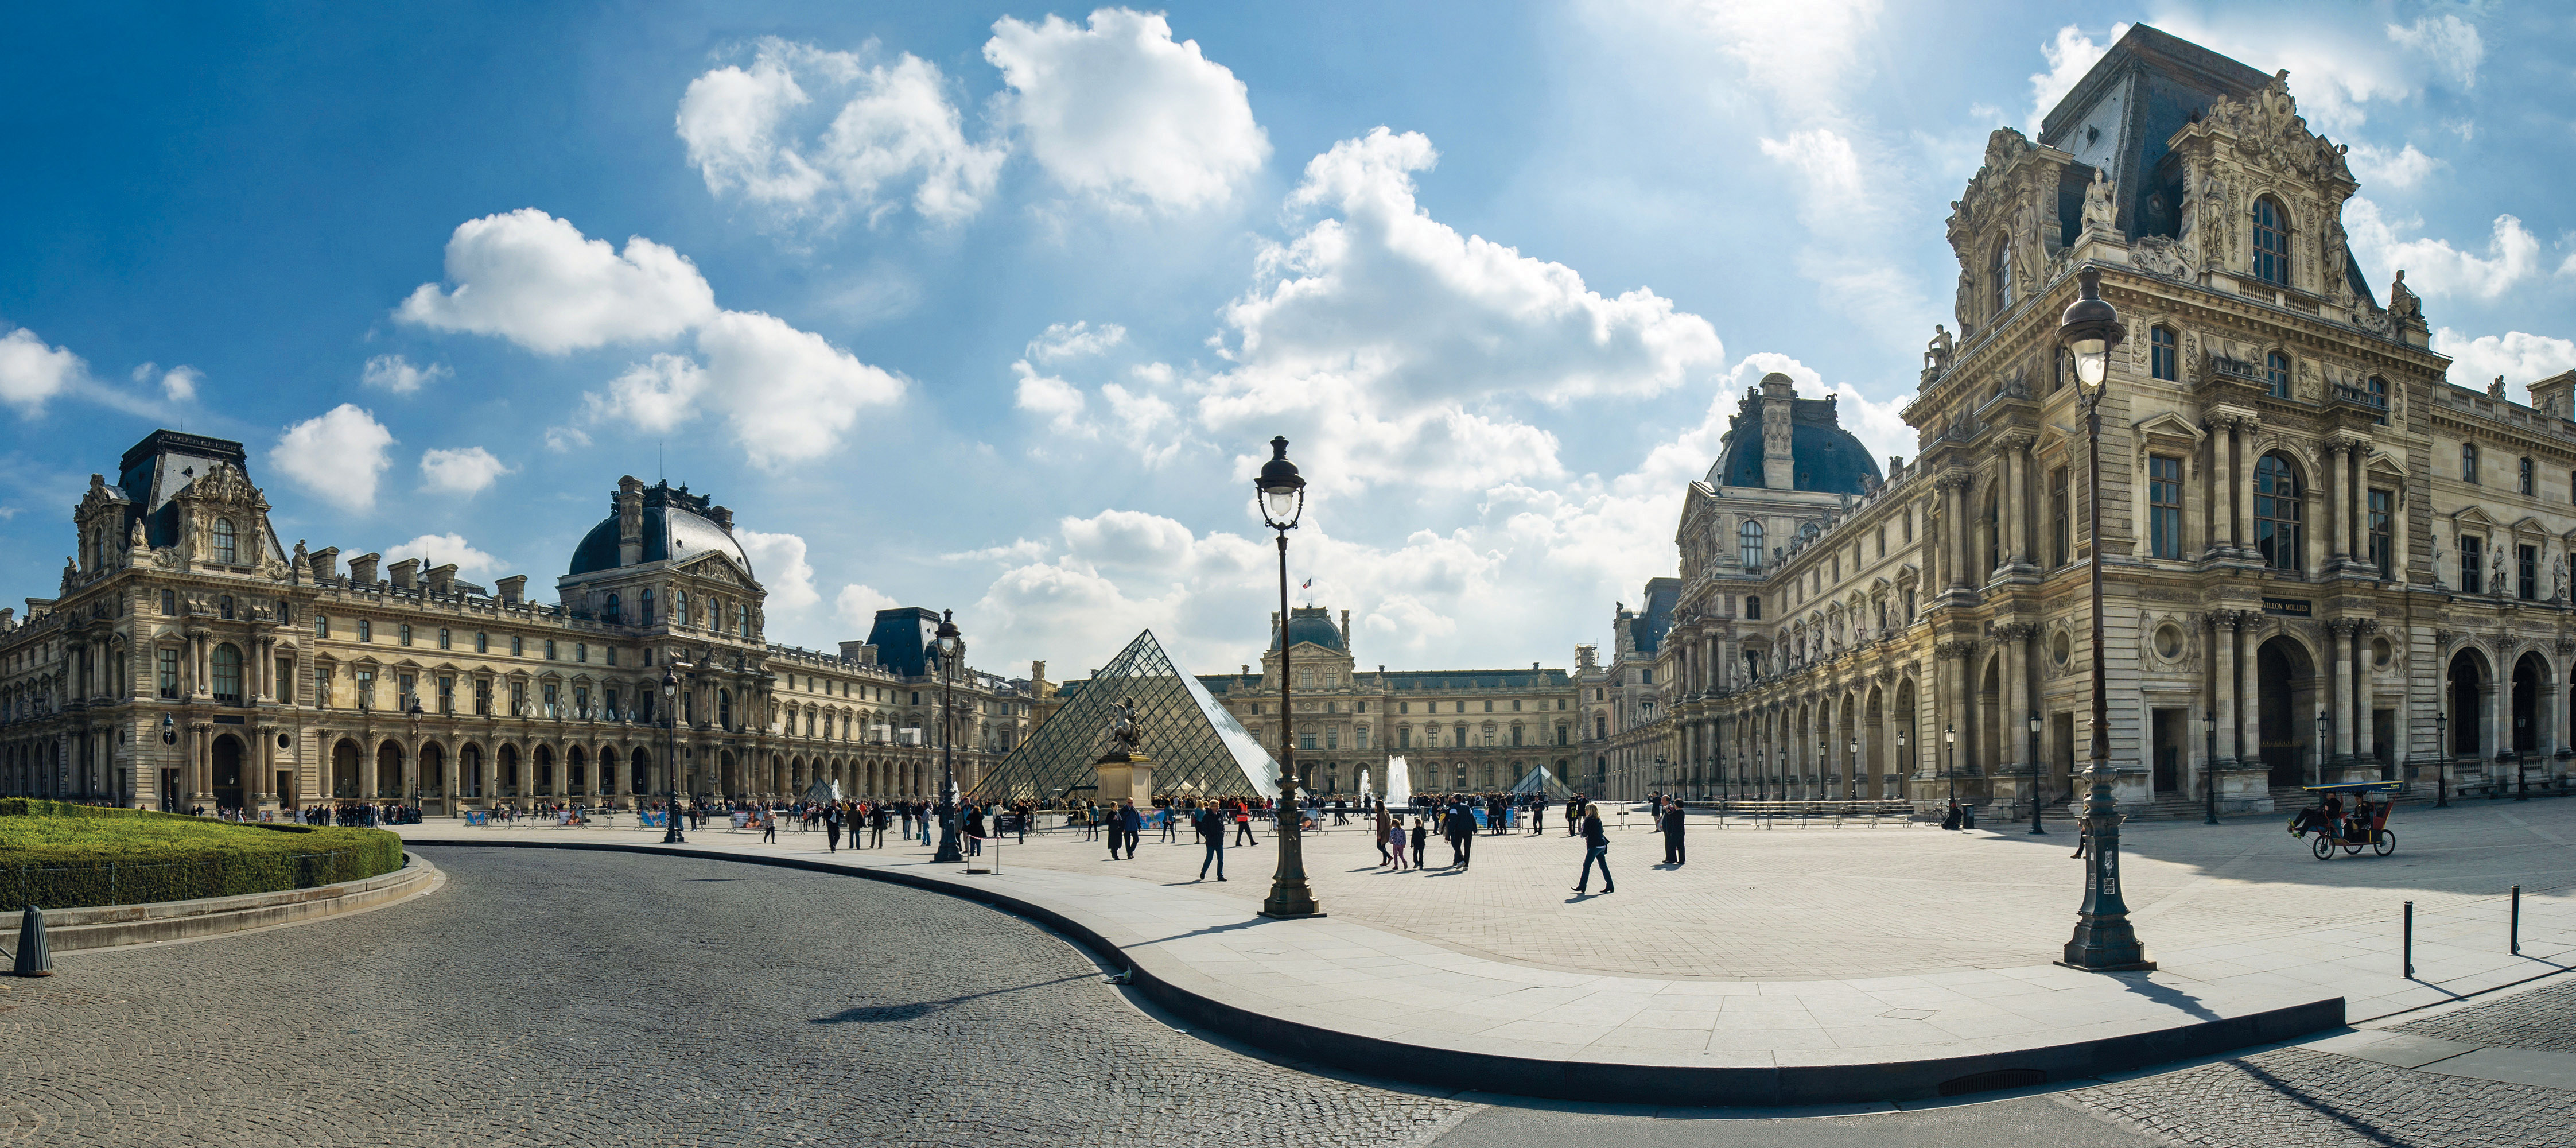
[1895,726,1907,802]
[1256,436,1320,918]
[2435,709,2450,808]
[2202,710,2220,825]
[932,610,965,864]
[660,670,685,844]
[160,713,176,813]
[1943,724,1956,822]
[1847,736,1859,801]
[2315,711,2330,787]
[2060,266,2153,972]
[2029,711,2047,835]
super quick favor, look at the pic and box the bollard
[2402,901,2414,979]
[12,904,52,977]
[2511,885,2521,956]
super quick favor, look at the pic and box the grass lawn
[1,799,405,909]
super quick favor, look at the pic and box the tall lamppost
[1847,736,1859,801]
[2202,711,2220,825]
[1943,724,1957,822]
[1256,436,1320,918]
[1895,726,1907,802]
[2314,711,2329,787]
[2435,709,2450,808]
[2060,265,2153,972]
[660,670,684,844]
[2027,711,2047,835]
[160,713,176,813]
[931,610,966,864]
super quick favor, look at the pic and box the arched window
[211,643,243,704]
[1739,521,1765,568]
[2266,351,2291,398]
[605,593,620,624]
[2150,325,2178,381]
[212,518,237,564]
[675,590,689,626]
[2252,197,2289,285]
[2253,453,2303,571]
[2462,441,2480,483]
[1990,238,2013,317]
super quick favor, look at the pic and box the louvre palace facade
[0,429,1032,812]
[1601,25,2576,813]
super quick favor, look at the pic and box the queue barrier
[1697,800,1924,828]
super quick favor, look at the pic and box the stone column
[2211,612,2239,765]
[1946,475,1971,589]
[2329,445,2352,560]
[2238,622,2262,777]
[2354,622,2379,767]
[2003,627,2030,777]
[2207,418,2235,555]
[2002,437,2028,567]
[2233,426,2255,559]
[191,722,212,805]
[2331,620,2357,763]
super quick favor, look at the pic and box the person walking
[871,802,890,848]
[1444,801,1476,869]
[1573,804,1614,895]
[1409,815,1428,869]
[761,807,778,844]
[824,805,842,853]
[1233,800,1256,846]
[1529,797,1546,836]
[1660,798,1685,866]
[1195,805,1226,882]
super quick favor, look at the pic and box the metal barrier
[1697,800,1923,828]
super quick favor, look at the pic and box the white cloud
[362,354,452,394]
[418,446,513,495]
[0,327,88,413]
[2344,197,2537,300]
[2387,14,2483,90]
[735,529,820,610]
[985,7,1268,212]
[395,208,718,354]
[158,365,201,403]
[1012,360,1091,437]
[1194,127,1724,491]
[692,310,906,468]
[1671,0,1883,119]
[1027,320,1126,362]
[2347,142,2443,191]
[270,404,396,513]
[2432,328,2576,391]
[833,583,901,632]
[2026,23,2130,132]
[388,532,502,577]
[588,353,705,434]
[677,40,1006,227]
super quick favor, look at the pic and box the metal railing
[1695,799,1921,828]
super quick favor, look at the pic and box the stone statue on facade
[2080,168,2117,236]
[2555,555,2568,603]
[1105,697,1144,759]
[2490,544,2507,596]
[2388,270,2422,324]
[2489,375,2508,401]
[1923,325,1954,378]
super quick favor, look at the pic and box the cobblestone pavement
[0,847,1473,1147]
[949,798,2576,980]
[2064,976,2576,1147]
[2390,975,2576,1054]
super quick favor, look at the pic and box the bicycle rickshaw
[2286,780,2400,859]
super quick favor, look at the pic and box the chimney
[1533,662,1540,670]
[1339,609,1351,646]
[0,608,13,631]
[710,505,734,530]
[495,575,527,606]
[1241,664,1250,677]
[388,558,420,590]
[1759,371,1797,490]
[2530,370,2576,421]
[617,476,645,567]
[840,641,876,665]
[347,552,380,586]
[425,564,459,596]
[310,545,341,581]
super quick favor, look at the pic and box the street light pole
[2435,709,2450,808]
[661,670,684,844]
[2028,711,2046,835]
[2059,265,2153,972]
[1256,436,1320,918]
[1943,724,1956,823]
[2202,711,2220,825]
[933,610,965,864]
[2315,711,2329,788]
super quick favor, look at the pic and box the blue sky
[5,1,2571,677]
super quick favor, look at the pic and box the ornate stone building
[0,429,1031,811]
[1642,25,2575,815]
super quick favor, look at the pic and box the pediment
[681,554,755,587]
[2452,506,2497,528]
[2130,411,2204,444]
[2511,516,2550,536]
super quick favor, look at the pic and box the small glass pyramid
[972,629,1281,802]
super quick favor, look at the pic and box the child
[1409,816,1428,870]
[1386,820,1409,870]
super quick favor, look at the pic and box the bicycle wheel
[2312,834,2335,860]
[2374,830,2395,857]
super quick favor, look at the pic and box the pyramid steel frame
[971,630,1281,802]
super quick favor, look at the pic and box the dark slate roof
[1709,395,1882,495]
[566,481,751,577]
[1627,577,1681,654]
[1270,606,1345,651]
[1194,667,1573,695]
[117,430,250,549]
[865,607,943,679]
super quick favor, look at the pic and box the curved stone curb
[402,839,2342,1106]
[0,855,440,953]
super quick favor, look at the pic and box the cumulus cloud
[2432,328,2576,391]
[588,353,705,434]
[985,8,1268,211]
[1012,361,1090,437]
[130,362,203,403]
[395,208,718,354]
[270,404,396,513]
[1027,320,1126,362]
[1679,0,1883,119]
[692,311,906,468]
[388,532,502,577]
[418,446,513,495]
[2344,197,2537,300]
[2026,23,2130,131]
[2348,142,2442,191]
[0,327,88,413]
[677,40,1006,227]
[833,583,901,631]
[2387,14,2482,90]
[362,354,452,394]
[1194,127,1724,491]
[734,529,820,610]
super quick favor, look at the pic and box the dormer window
[2252,197,2289,285]
[212,518,237,564]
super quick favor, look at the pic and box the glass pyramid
[971,629,1281,802]
[1509,763,1573,800]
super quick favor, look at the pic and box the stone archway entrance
[2256,635,2319,788]
[333,739,361,798]
[212,734,246,811]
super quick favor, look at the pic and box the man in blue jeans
[1195,805,1227,881]
[1572,804,1614,895]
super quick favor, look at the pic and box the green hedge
[0,801,405,910]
